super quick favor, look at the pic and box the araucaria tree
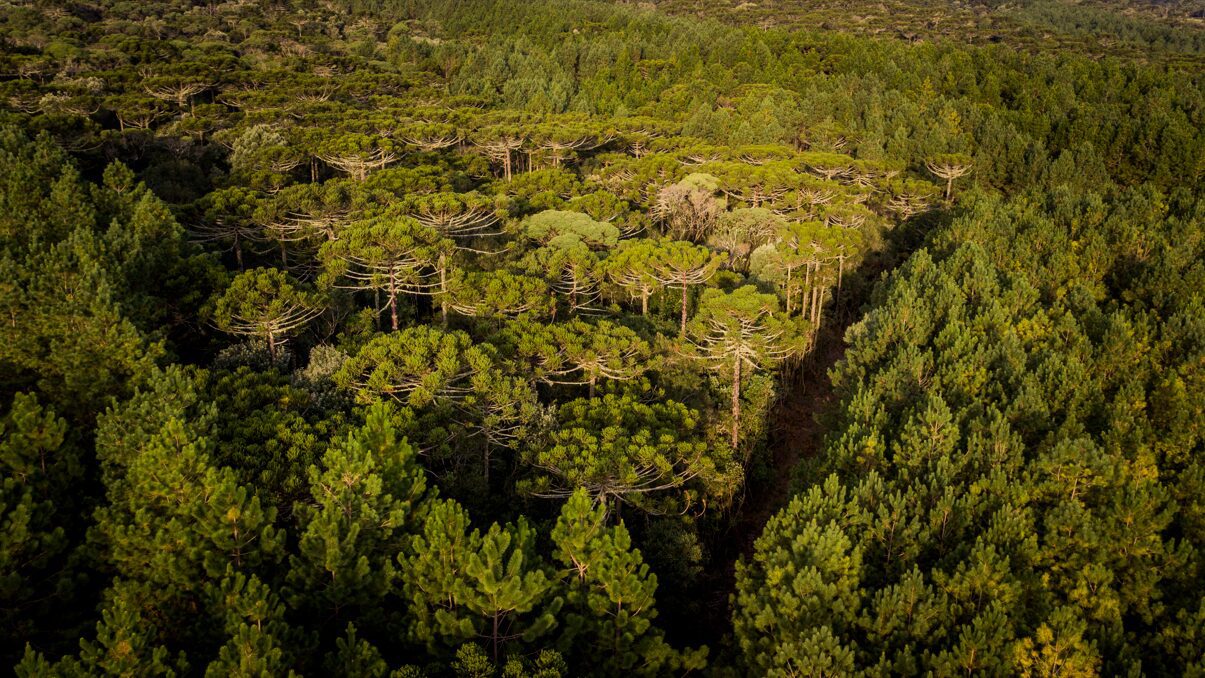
[335,326,493,407]
[689,286,800,449]
[605,239,665,315]
[520,394,732,514]
[649,240,726,336]
[211,267,323,361]
[925,153,973,200]
[320,216,453,330]
[497,319,654,399]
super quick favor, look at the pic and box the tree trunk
[731,356,741,450]
[785,265,793,315]
[812,284,821,329]
[439,255,448,327]
[388,272,399,331]
[641,288,649,316]
[233,234,244,271]
[483,443,491,486]
[803,261,813,320]
[267,331,277,362]
[679,280,689,337]
[492,611,500,662]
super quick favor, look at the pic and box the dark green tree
[287,403,430,626]
[551,490,707,674]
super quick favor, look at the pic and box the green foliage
[733,479,864,676]
[498,318,653,397]
[520,394,732,513]
[521,210,619,250]
[89,376,286,662]
[0,394,82,657]
[551,490,707,674]
[323,624,391,678]
[337,326,494,406]
[447,270,553,321]
[402,501,562,660]
[689,286,804,449]
[320,216,453,330]
[1,0,1200,673]
[210,267,322,360]
[735,184,1205,674]
[74,584,186,677]
[287,403,430,627]
[201,366,347,520]
[0,128,192,423]
[204,572,298,677]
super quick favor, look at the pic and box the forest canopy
[0,0,1201,675]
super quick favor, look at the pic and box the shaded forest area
[0,0,1201,675]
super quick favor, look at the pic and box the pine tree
[0,223,162,423]
[92,394,284,650]
[204,571,298,677]
[402,501,561,661]
[550,490,706,674]
[402,499,481,649]
[1012,607,1101,678]
[287,403,430,626]
[0,393,81,656]
[22,581,188,677]
[733,481,864,676]
[323,624,392,678]
[460,519,561,662]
